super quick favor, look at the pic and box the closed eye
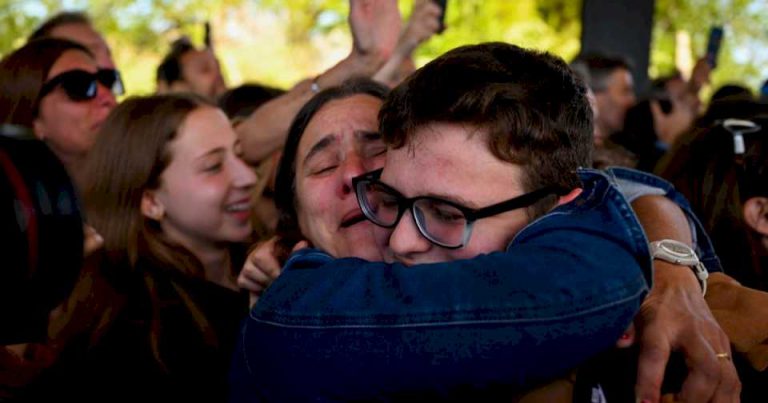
[203,162,223,173]
[368,145,386,157]
[311,164,338,175]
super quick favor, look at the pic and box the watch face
[660,241,693,257]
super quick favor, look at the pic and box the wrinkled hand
[237,237,309,307]
[238,238,282,307]
[398,0,442,54]
[635,262,740,403]
[349,0,401,61]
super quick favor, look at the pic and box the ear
[557,188,583,206]
[141,190,165,221]
[742,197,768,236]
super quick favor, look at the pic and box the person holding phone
[658,27,722,120]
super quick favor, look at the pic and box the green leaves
[2,0,764,98]
[652,0,768,94]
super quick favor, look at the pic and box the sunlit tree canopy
[1,0,766,97]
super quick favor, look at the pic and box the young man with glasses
[230,43,737,402]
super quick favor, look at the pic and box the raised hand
[349,0,402,61]
[399,0,442,54]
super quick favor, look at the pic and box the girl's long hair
[53,95,239,370]
[658,110,768,290]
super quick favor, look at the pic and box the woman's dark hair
[658,108,768,290]
[218,83,285,122]
[611,99,661,172]
[272,78,389,261]
[0,38,92,128]
[28,11,92,41]
[156,38,195,86]
[710,84,754,103]
[695,97,765,129]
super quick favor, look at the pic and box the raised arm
[238,0,401,163]
[373,0,442,87]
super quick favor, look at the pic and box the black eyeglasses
[353,168,565,249]
[38,68,125,102]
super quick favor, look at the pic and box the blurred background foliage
[1,0,766,97]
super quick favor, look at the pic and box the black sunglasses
[353,168,566,249]
[38,68,125,102]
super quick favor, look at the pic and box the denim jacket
[229,168,654,402]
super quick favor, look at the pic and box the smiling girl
[36,95,256,402]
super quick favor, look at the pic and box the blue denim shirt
[229,169,652,402]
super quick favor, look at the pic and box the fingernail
[621,333,631,340]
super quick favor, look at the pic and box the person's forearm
[236,80,311,164]
[631,195,692,245]
[372,51,408,87]
[238,52,387,164]
[632,195,701,292]
[609,169,738,402]
[608,167,723,273]
[373,42,417,87]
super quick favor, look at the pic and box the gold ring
[715,352,731,360]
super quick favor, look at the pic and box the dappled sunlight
[0,0,766,96]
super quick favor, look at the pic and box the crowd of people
[2,1,768,402]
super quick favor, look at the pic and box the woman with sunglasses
[0,38,117,187]
[28,94,256,402]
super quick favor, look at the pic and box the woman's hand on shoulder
[238,237,309,307]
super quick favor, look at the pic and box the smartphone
[432,0,447,34]
[204,21,212,49]
[705,26,724,68]
[760,80,768,100]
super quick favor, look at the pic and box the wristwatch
[649,239,709,296]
